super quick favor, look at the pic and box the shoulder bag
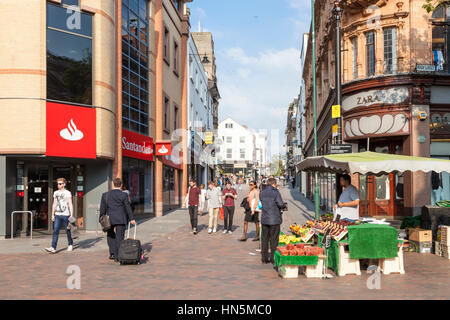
[99,192,112,232]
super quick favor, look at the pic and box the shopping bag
[219,207,224,220]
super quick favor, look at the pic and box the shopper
[240,181,260,242]
[222,182,237,234]
[206,181,223,234]
[200,184,207,216]
[99,178,135,261]
[45,178,74,253]
[260,178,286,264]
[238,178,243,191]
[186,180,202,234]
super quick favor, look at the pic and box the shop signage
[332,124,338,137]
[332,105,341,119]
[205,132,213,144]
[342,87,409,112]
[155,142,172,156]
[416,64,435,72]
[122,129,154,161]
[46,102,96,159]
[329,144,353,154]
[234,163,247,169]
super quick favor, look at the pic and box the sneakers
[193,228,198,235]
[208,228,212,234]
[228,230,233,234]
[45,247,56,253]
[222,230,227,234]
[67,245,73,252]
[213,228,217,233]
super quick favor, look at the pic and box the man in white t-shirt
[333,174,360,220]
[45,178,74,253]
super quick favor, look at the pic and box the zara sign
[342,87,409,112]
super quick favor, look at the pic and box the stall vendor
[333,174,359,220]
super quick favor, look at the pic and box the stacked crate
[441,226,450,259]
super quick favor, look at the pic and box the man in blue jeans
[45,178,74,253]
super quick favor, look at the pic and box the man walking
[260,178,286,264]
[206,181,222,234]
[187,180,202,234]
[45,178,74,253]
[99,178,135,262]
[222,182,237,234]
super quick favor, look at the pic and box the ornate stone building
[303,0,450,217]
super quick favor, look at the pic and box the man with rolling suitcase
[99,178,135,262]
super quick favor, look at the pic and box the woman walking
[199,184,207,216]
[240,181,260,241]
[206,181,222,234]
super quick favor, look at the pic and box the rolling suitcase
[117,222,142,265]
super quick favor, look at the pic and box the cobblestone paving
[0,186,449,300]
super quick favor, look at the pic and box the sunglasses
[57,182,64,185]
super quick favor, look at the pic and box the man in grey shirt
[333,174,360,220]
[206,181,223,234]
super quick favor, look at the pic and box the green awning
[297,151,450,175]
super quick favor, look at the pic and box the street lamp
[333,0,343,144]
[189,53,210,64]
[312,0,320,220]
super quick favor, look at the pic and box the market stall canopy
[297,151,450,175]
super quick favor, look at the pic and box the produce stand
[274,251,319,267]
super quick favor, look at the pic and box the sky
[188,0,311,159]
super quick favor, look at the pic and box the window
[172,0,181,11]
[173,40,179,75]
[174,105,178,130]
[226,136,232,143]
[163,25,170,64]
[164,96,170,132]
[121,0,150,135]
[240,149,245,159]
[383,28,397,74]
[352,37,358,79]
[240,136,245,143]
[366,31,375,76]
[226,149,232,159]
[432,4,450,73]
[62,0,79,6]
[46,2,92,105]
[225,123,233,129]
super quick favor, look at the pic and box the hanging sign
[205,132,213,144]
[155,141,172,156]
[332,105,341,118]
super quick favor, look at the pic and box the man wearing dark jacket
[260,178,286,264]
[99,178,135,262]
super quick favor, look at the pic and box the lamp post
[312,0,320,220]
[333,1,343,144]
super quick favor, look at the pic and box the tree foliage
[422,0,448,13]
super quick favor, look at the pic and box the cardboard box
[409,240,432,253]
[409,229,432,242]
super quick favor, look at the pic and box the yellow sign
[205,132,213,144]
[332,105,341,119]
[332,124,338,137]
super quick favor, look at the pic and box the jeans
[261,224,280,262]
[188,206,198,229]
[107,224,126,259]
[223,206,235,231]
[208,207,220,230]
[52,215,73,249]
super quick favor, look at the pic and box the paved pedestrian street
[0,186,449,300]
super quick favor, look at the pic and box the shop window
[431,4,450,73]
[46,2,92,105]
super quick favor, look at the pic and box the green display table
[318,224,400,275]
[273,251,319,267]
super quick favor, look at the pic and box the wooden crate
[409,229,432,242]
[442,245,450,260]
[435,241,443,257]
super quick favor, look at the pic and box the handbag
[257,199,262,211]
[99,192,112,232]
[219,207,224,220]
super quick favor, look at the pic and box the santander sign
[122,129,153,161]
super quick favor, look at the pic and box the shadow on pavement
[75,237,103,250]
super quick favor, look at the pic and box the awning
[297,151,450,175]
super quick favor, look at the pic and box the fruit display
[321,213,334,221]
[279,234,302,245]
[277,244,324,257]
[289,224,310,237]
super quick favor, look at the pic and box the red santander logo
[46,102,96,159]
[122,130,153,161]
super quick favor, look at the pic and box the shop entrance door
[359,142,405,217]
[27,165,50,232]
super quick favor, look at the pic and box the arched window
[432,3,450,73]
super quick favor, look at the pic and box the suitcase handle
[127,221,137,240]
